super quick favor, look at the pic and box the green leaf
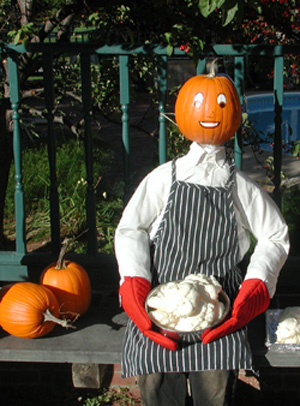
[22,37,29,48]
[164,32,172,43]
[172,24,184,30]
[22,22,35,34]
[223,2,239,26]
[167,44,174,56]
[242,112,248,121]
[13,31,21,45]
[198,0,216,17]
[292,143,300,157]
[88,12,99,21]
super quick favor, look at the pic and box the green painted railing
[1,42,299,281]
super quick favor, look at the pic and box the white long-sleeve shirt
[115,142,290,297]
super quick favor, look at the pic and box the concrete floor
[242,145,300,185]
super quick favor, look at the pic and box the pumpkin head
[175,65,241,145]
[0,282,72,338]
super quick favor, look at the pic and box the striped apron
[122,158,252,378]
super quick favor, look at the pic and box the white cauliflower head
[276,307,300,344]
[147,273,226,332]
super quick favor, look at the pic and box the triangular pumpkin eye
[217,94,227,108]
[193,92,204,108]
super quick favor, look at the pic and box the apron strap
[225,160,236,188]
[171,155,183,183]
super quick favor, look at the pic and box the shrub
[4,137,123,253]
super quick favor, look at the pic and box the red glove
[119,276,179,351]
[201,279,270,344]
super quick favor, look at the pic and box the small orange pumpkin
[175,60,241,145]
[0,282,72,338]
[40,238,91,319]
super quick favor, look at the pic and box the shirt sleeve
[234,170,290,297]
[114,165,171,284]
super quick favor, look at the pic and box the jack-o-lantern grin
[199,121,220,129]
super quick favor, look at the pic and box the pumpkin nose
[204,108,216,119]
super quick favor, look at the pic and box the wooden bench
[249,256,300,368]
[0,285,125,388]
[0,256,298,387]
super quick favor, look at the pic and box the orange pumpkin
[175,62,241,145]
[40,239,91,319]
[0,282,72,338]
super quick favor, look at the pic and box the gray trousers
[139,370,236,406]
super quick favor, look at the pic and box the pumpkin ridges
[42,278,90,315]
[208,78,227,144]
[40,240,92,319]
[0,282,73,339]
[0,282,51,318]
[219,78,241,139]
[175,71,241,145]
[42,261,91,295]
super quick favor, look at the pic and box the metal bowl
[145,284,230,343]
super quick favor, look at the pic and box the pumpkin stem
[55,238,70,270]
[43,308,76,329]
[59,309,80,323]
[207,58,218,78]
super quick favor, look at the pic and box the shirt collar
[187,142,227,167]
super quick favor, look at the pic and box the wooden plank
[0,292,126,364]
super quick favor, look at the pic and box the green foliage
[51,54,156,120]
[167,120,191,159]
[1,0,299,53]
[290,140,300,158]
[1,0,299,88]
[263,156,288,183]
[8,23,37,46]
[96,186,124,254]
[236,0,300,88]
[281,185,300,256]
[0,0,64,42]
[1,1,243,60]
[1,0,300,255]
[4,137,123,253]
[79,387,142,406]
[241,112,269,150]
[0,1,20,36]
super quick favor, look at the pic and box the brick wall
[108,363,141,399]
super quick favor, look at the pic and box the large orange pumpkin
[40,239,91,319]
[175,62,241,145]
[0,282,72,338]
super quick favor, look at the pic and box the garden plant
[0,1,300,405]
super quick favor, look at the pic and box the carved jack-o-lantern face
[175,73,242,145]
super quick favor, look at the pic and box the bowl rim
[145,282,231,335]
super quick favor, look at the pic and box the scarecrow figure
[115,62,289,406]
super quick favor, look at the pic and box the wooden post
[157,55,168,164]
[119,55,130,189]
[43,52,61,254]
[81,52,97,255]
